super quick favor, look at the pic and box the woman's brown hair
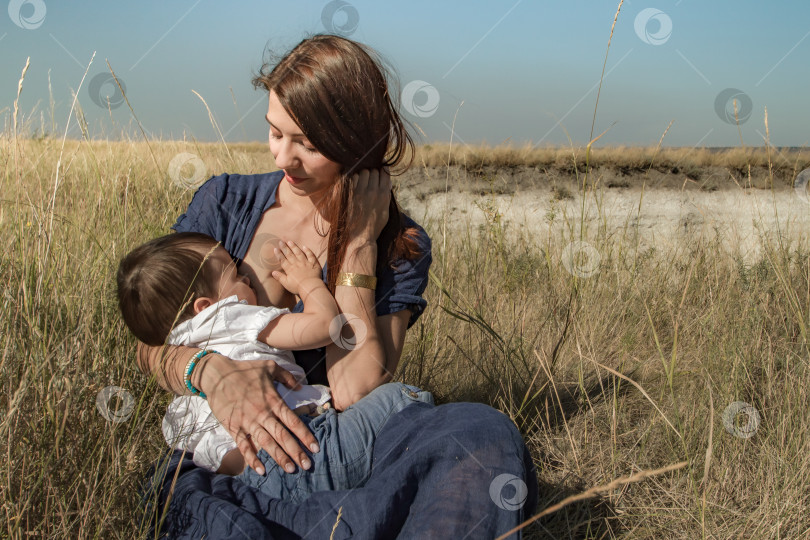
[253,34,424,294]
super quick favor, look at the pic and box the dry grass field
[1,136,809,538]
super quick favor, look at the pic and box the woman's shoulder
[177,171,284,223]
[173,171,285,260]
[192,170,284,199]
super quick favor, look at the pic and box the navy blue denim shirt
[172,171,432,384]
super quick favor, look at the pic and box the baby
[117,232,433,502]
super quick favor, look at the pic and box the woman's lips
[285,171,307,184]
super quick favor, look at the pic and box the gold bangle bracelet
[336,272,377,290]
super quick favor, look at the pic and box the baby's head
[116,232,256,345]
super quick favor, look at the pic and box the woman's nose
[273,140,298,170]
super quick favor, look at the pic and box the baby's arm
[257,240,339,351]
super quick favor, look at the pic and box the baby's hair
[116,232,222,346]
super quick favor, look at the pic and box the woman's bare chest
[239,204,329,308]
[249,206,329,266]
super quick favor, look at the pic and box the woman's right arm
[136,342,319,475]
[136,342,200,395]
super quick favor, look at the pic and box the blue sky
[2,0,808,147]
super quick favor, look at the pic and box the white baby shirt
[161,295,331,471]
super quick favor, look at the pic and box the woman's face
[266,91,342,198]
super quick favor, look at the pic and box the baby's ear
[193,297,214,314]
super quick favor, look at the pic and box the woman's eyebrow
[265,117,304,138]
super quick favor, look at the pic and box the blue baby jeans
[236,382,434,503]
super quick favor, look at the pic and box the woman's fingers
[235,432,265,475]
[250,419,301,473]
[349,168,392,241]
[362,167,390,190]
[243,384,316,472]
[352,169,370,191]
[366,168,379,188]
[208,358,317,475]
[351,167,390,189]
[379,166,392,191]
[263,403,319,465]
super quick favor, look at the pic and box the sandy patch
[396,167,810,261]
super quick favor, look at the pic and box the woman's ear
[193,297,215,314]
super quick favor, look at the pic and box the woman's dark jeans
[142,399,538,539]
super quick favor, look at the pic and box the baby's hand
[271,240,323,296]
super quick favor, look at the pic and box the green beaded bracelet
[184,349,218,399]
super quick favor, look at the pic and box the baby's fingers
[275,243,298,269]
[284,240,307,261]
[284,240,319,267]
[274,249,289,272]
[276,241,290,260]
[270,269,286,285]
[301,245,318,265]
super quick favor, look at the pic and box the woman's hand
[198,353,320,475]
[347,167,391,242]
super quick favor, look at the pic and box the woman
[141,35,537,538]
